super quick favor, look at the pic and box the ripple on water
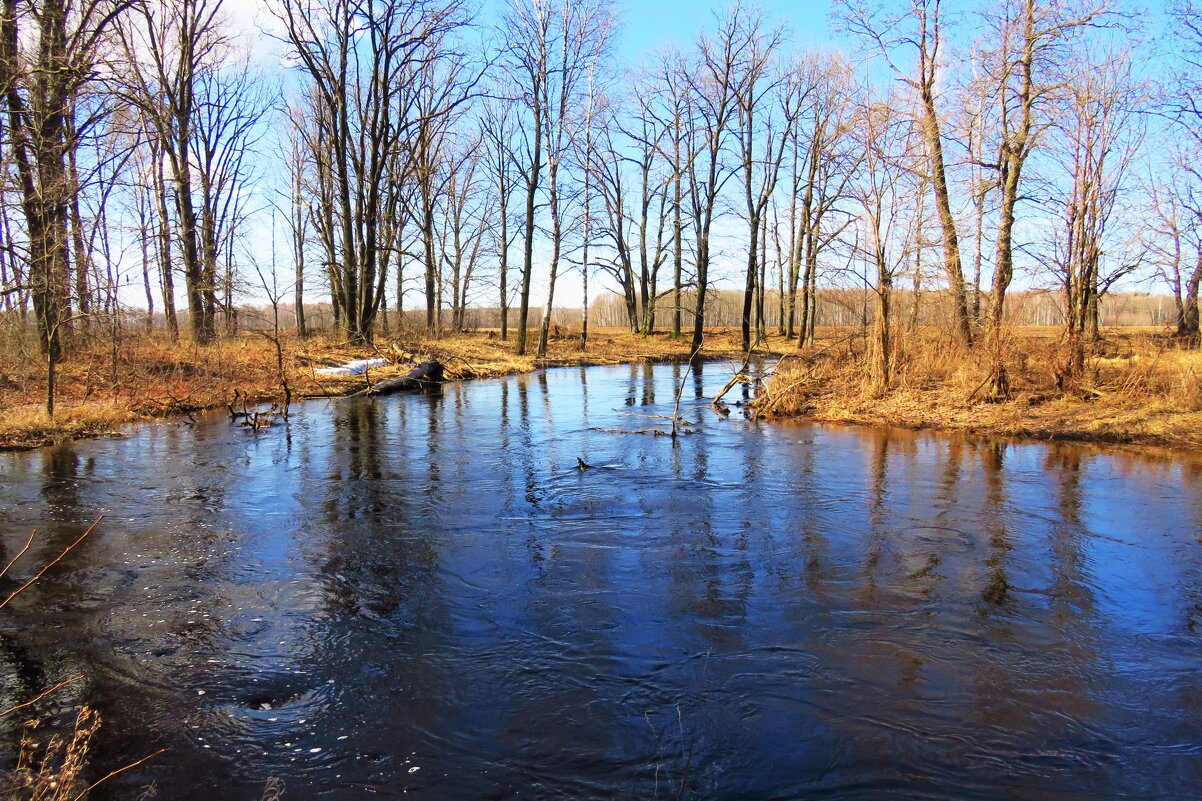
[2,364,1202,800]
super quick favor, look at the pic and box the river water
[1,363,1201,799]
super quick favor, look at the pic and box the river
[2,363,1201,799]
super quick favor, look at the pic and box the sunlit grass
[0,325,759,448]
[2,323,1198,449]
[758,328,1202,448]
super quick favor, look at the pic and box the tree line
[1,0,1200,388]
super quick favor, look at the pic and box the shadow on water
[2,363,1202,799]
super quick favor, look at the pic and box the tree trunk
[499,183,509,341]
[671,165,682,339]
[364,359,445,395]
[153,146,179,340]
[690,233,708,360]
[870,280,891,397]
[516,90,542,357]
[741,211,758,352]
[536,159,562,359]
[1178,249,1201,342]
[919,92,971,347]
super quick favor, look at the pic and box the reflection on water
[2,364,1202,799]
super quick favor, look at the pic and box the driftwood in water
[361,359,445,396]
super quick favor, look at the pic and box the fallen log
[360,359,445,396]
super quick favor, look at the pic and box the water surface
[2,363,1201,799]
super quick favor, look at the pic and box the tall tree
[683,6,749,360]
[840,0,973,346]
[533,0,610,359]
[120,0,224,343]
[276,0,467,342]
[1164,0,1202,342]
[980,0,1112,395]
[733,17,794,352]
[1050,47,1145,380]
[0,0,131,360]
[481,96,517,340]
[1149,160,1202,342]
[792,55,859,349]
[851,93,921,396]
[501,0,547,356]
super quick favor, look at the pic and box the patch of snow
[314,358,389,376]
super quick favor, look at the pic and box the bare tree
[626,74,671,337]
[500,0,547,356]
[192,52,267,335]
[593,100,640,331]
[1162,0,1202,342]
[1048,47,1146,380]
[978,0,1113,395]
[0,0,132,361]
[276,0,468,342]
[120,0,224,343]
[578,48,601,348]
[659,52,690,340]
[850,94,920,395]
[480,95,518,339]
[1149,161,1202,341]
[437,130,492,331]
[791,55,859,349]
[733,18,794,352]
[532,0,610,359]
[839,0,974,346]
[593,74,671,336]
[148,125,178,338]
[282,107,311,338]
[407,19,478,335]
[683,6,751,360]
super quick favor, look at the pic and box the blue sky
[615,0,837,60]
[214,0,1181,311]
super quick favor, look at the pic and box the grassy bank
[2,325,1199,451]
[756,328,1202,449]
[0,327,754,450]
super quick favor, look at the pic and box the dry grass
[0,325,762,449]
[390,326,759,379]
[6,706,102,801]
[4,322,1198,450]
[757,327,1202,449]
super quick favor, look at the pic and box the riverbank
[0,328,755,450]
[2,326,1199,451]
[756,328,1202,450]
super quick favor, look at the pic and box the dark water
[2,363,1202,800]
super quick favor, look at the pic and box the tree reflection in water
[1,364,1200,800]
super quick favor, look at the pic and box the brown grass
[757,327,1202,449]
[0,326,759,449]
[3,323,1199,450]
[391,326,757,378]
[7,706,103,801]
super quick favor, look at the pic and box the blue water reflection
[1,363,1201,799]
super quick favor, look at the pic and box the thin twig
[0,517,103,611]
[1,530,36,581]
[672,359,694,440]
[589,426,671,436]
[0,675,84,720]
[71,748,167,801]
[616,410,696,424]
